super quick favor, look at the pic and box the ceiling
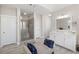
[1,4,34,15]
[40,4,72,12]
[1,4,72,15]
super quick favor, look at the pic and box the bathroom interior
[20,9,34,41]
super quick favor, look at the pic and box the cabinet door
[65,32,76,52]
[55,31,65,47]
[1,15,16,46]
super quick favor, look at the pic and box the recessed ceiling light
[48,14,52,16]
[57,15,70,19]
[24,12,27,15]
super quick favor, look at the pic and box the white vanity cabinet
[52,16,77,52]
[54,31,76,52]
[55,31,65,47]
[64,31,76,52]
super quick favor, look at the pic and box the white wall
[34,5,53,39]
[0,6,16,16]
[34,12,42,39]
[34,12,52,39]
[42,15,52,38]
[52,5,79,45]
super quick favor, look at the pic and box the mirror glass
[56,17,71,30]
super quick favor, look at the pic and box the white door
[1,15,16,46]
[65,32,76,52]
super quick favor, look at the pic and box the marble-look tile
[0,41,79,54]
[0,42,26,54]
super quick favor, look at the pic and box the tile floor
[0,41,79,54]
[0,42,26,54]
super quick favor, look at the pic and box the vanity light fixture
[57,15,70,19]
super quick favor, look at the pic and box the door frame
[16,8,21,45]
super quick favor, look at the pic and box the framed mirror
[56,17,72,30]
